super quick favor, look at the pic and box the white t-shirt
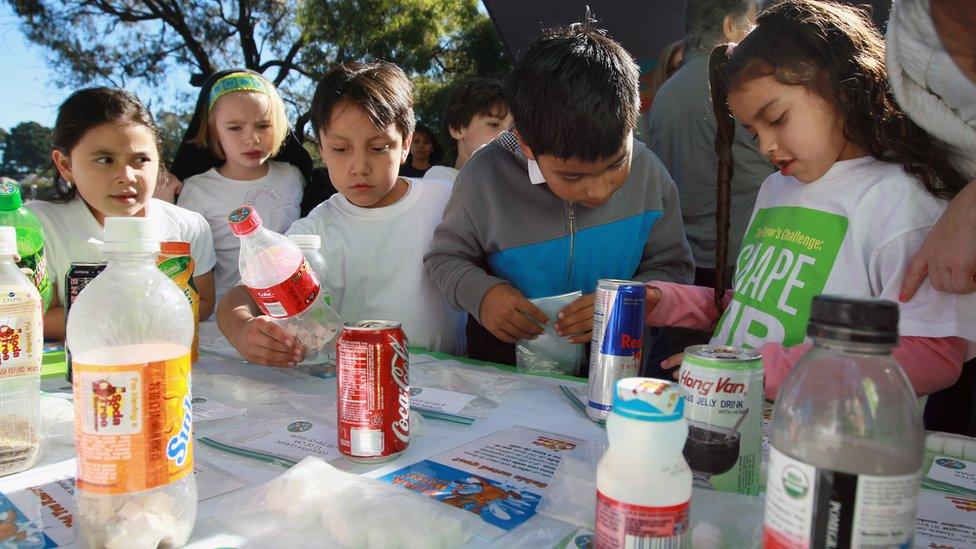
[424,165,459,183]
[287,178,465,355]
[28,197,216,300]
[177,161,303,299]
[712,156,976,355]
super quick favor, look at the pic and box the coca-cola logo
[390,335,410,443]
[679,369,746,397]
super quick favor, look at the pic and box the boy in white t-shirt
[34,87,216,340]
[425,77,512,183]
[217,62,465,366]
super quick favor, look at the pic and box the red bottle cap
[228,206,262,236]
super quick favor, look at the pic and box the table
[9,321,976,547]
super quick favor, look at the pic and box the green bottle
[0,182,53,311]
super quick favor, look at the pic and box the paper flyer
[0,459,76,547]
[379,426,594,534]
[191,395,246,422]
[202,418,340,466]
[410,386,477,424]
[914,490,976,547]
[926,455,976,494]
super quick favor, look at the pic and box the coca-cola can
[336,320,410,463]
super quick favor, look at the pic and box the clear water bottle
[228,206,340,370]
[67,218,197,548]
[595,378,691,548]
[763,295,924,548]
[0,181,53,310]
[0,226,42,477]
[289,234,338,366]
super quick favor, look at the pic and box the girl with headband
[171,69,312,299]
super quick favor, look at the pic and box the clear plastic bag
[516,291,584,376]
[215,456,483,547]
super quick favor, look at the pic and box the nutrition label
[594,492,689,548]
[73,354,193,494]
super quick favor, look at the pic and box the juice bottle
[764,295,924,548]
[0,225,43,477]
[67,217,196,548]
[0,181,52,310]
[158,241,200,362]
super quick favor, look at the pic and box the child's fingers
[568,331,593,344]
[506,315,542,340]
[250,345,301,368]
[557,293,594,319]
[661,352,684,370]
[256,319,302,351]
[489,324,519,344]
[898,253,927,302]
[556,310,593,335]
[516,299,549,327]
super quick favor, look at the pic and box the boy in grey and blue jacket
[424,19,694,366]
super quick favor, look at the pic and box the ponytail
[709,44,735,313]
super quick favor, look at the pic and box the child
[172,69,308,299]
[426,78,512,182]
[217,62,466,367]
[31,87,216,340]
[424,20,694,366]
[398,125,442,177]
[646,0,976,399]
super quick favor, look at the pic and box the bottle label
[246,259,320,318]
[20,247,52,310]
[73,353,194,494]
[0,285,42,378]
[594,490,689,548]
[764,445,920,548]
[158,254,200,362]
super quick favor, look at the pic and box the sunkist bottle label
[72,354,194,494]
[0,284,42,378]
[246,259,320,318]
[594,490,689,548]
[763,445,920,548]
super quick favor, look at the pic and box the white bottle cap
[288,234,321,250]
[103,217,160,254]
[0,226,17,257]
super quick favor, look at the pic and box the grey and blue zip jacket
[424,131,694,361]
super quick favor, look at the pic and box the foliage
[0,122,52,178]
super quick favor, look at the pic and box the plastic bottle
[157,241,200,362]
[289,234,338,366]
[764,295,924,548]
[228,206,340,370]
[595,377,691,548]
[0,226,43,477]
[67,217,196,548]
[0,181,52,310]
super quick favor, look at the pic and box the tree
[8,0,508,133]
[155,110,191,165]
[0,122,52,178]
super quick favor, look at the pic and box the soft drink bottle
[0,226,43,477]
[763,295,924,548]
[228,206,340,370]
[67,217,197,548]
[289,234,337,366]
[0,181,52,310]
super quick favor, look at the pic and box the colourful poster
[714,206,848,348]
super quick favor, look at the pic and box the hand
[901,181,976,300]
[479,284,549,343]
[661,352,683,380]
[232,316,305,367]
[555,293,595,343]
[646,285,663,318]
[153,173,183,203]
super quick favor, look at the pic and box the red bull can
[586,279,646,421]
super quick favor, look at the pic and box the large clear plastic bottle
[67,218,197,548]
[0,226,43,477]
[0,181,53,310]
[289,234,338,366]
[595,378,691,548]
[763,295,924,548]
[228,206,340,371]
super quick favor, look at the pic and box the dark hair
[310,62,415,142]
[409,124,443,165]
[443,77,509,141]
[507,15,639,162]
[49,87,162,203]
[685,0,754,53]
[708,0,969,311]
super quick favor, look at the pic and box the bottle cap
[228,206,262,236]
[288,234,321,250]
[103,217,159,254]
[0,182,23,211]
[807,294,899,344]
[0,226,17,257]
[160,241,190,256]
[612,377,684,422]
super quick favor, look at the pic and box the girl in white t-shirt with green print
[644,0,976,400]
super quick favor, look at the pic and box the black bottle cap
[807,294,899,344]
